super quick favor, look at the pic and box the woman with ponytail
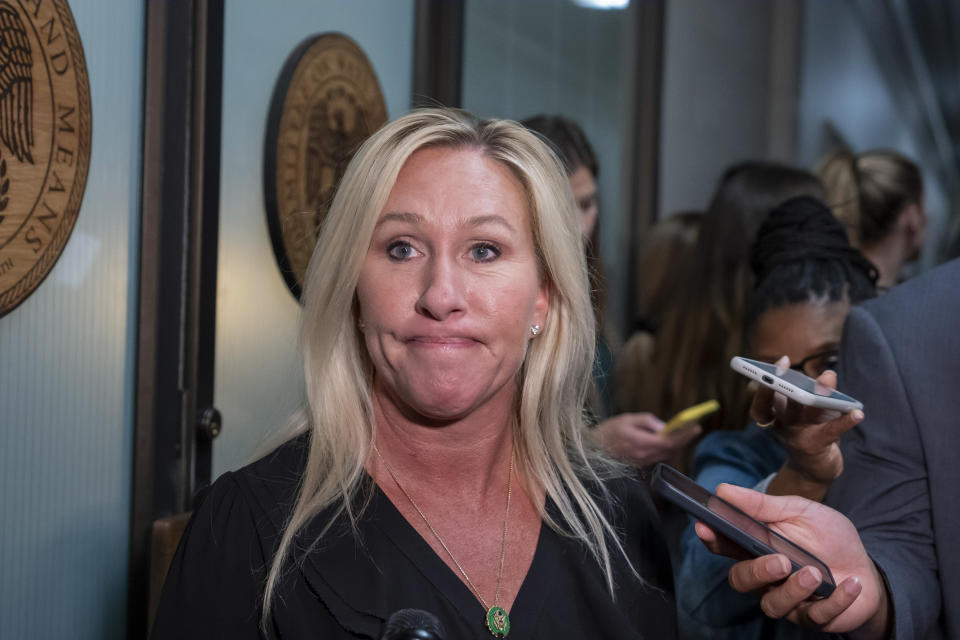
[817,148,925,290]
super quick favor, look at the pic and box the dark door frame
[625,0,665,327]
[413,0,464,108]
[128,0,224,637]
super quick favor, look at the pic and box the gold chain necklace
[373,443,514,638]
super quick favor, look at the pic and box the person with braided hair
[674,196,877,640]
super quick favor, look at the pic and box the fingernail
[852,410,864,421]
[775,356,789,374]
[798,567,821,589]
[843,577,861,595]
[766,556,789,575]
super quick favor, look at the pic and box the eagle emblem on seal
[0,1,34,224]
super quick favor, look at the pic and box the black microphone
[380,608,446,640]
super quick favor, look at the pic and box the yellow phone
[663,399,719,435]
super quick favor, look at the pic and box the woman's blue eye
[471,243,500,262]
[387,241,417,261]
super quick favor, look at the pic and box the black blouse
[151,436,676,639]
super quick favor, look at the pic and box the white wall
[213,0,415,477]
[658,0,776,217]
[0,1,144,638]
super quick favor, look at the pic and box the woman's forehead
[378,147,531,225]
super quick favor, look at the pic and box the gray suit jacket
[826,258,960,639]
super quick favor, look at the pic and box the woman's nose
[415,255,466,321]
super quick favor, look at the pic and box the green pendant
[485,606,510,637]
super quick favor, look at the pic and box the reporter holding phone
[676,197,878,639]
[707,257,960,639]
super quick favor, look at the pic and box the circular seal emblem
[0,0,91,318]
[264,32,387,300]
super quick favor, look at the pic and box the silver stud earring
[530,324,541,336]
[358,318,366,331]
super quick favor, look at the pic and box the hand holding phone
[663,399,719,435]
[593,412,700,468]
[693,480,889,635]
[651,464,837,598]
[730,357,861,412]
[732,356,864,491]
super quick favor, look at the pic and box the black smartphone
[651,463,836,598]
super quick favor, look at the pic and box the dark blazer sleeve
[151,472,269,639]
[825,306,940,639]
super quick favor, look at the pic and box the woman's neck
[369,383,516,500]
[861,235,908,290]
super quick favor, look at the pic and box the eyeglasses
[788,349,840,379]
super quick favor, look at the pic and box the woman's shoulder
[593,472,676,608]
[151,435,310,638]
[230,432,310,509]
[579,471,670,559]
[190,432,310,542]
[597,472,658,521]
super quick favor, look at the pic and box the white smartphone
[730,356,862,412]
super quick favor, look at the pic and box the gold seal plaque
[0,0,91,318]
[264,33,387,299]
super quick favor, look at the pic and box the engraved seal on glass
[0,0,92,318]
[486,605,510,637]
[263,32,387,300]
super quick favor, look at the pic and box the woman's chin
[378,371,513,425]
[404,394,481,423]
[395,384,500,424]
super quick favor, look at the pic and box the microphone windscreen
[381,608,445,640]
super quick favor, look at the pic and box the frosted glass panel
[214,0,415,477]
[0,1,144,638]
[462,0,632,336]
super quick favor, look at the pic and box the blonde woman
[817,148,925,291]
[152,109,674,639]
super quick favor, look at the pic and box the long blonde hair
[262,108,630,625]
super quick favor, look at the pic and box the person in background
[615,163,825,470]
[817,148,925,291]
[521,115,608,409]
[632,210,703,335]
[523,114,700,468]
[700,256,960,639]
[614,211,702,417]
[675,196,877,640]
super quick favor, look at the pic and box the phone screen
[652,464,836,595]
[747,359,856,403]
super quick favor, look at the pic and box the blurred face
[907,197,927,261]
[356,146,549,422]
[568,164,598,241]
[749,299,850,379]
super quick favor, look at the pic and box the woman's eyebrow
[376,211,423,227]
[375,212,516,233]
[462,214,516,233]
